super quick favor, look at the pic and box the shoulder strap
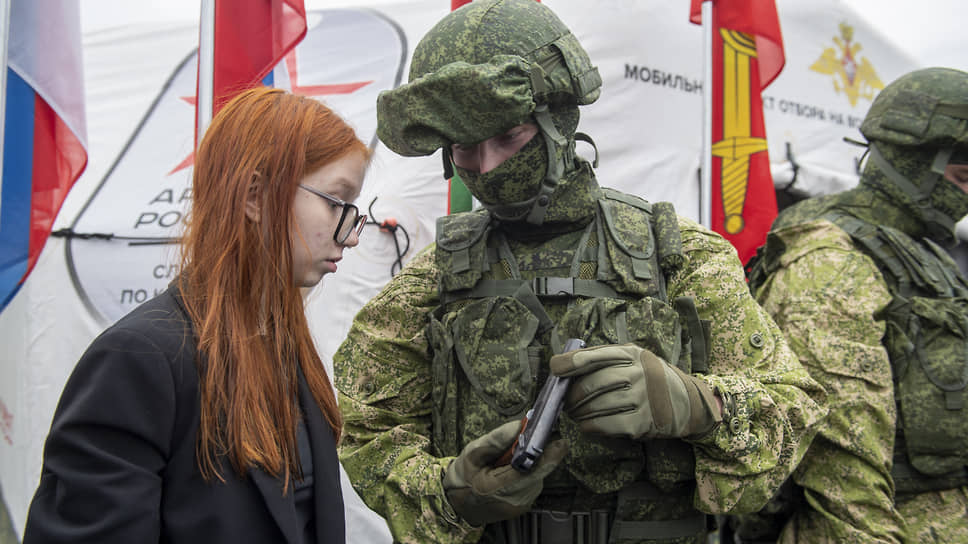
[824,211,915,298]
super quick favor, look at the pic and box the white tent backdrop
[0,0,956,540]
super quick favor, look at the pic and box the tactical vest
[750,211,968,496]
[426,189,712,543]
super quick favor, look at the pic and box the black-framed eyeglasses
[298,184,367,244]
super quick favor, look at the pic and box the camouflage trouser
[0,485,19,544]
[896,486,968,542]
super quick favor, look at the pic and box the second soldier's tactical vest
[829,212,968,494]
[750,210,968,496]
[426,189,712,542]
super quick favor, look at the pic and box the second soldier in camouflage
[745,67,968,543]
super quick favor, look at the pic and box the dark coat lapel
[249,464,301,544]
[297,366,345,544]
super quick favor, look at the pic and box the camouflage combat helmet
[859,67,968,240]
[376,0,603,225]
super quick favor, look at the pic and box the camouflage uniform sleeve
[755,220,906,543]
[666,217,827,514]
[333,245,483,544]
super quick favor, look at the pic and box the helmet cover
[376,0,601,156]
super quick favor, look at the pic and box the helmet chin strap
[523,64,570,226]
[522,105,566,225]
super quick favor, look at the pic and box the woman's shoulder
[86,284,197,375]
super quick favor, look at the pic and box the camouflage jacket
[753,218,906,543]
[334,212,826,544]
[751,189,968,543]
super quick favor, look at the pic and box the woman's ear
[245,175,261,222]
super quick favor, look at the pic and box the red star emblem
[169,50,373,174]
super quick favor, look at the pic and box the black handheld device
[509,338,586,472]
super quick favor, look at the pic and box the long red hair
[180,87,368,484]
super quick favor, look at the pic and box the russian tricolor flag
[1,0,87,311]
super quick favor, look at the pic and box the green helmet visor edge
[376,55,537,157]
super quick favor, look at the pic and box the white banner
[0,0,922,540]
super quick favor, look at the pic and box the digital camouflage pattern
[375,57,537,157]
[751,215,968,542]
[457,133,546,207]
[406,0,601,106]
[334,213,826,543]
[376,0,601,227]
[425,186,707,527]
[346,1,825,542]
[859,67,968,150]
[857,67,968,243]
[746,69,968,541]
[896,487,968,542]
[751,219,905,543]
[375,0,600,157]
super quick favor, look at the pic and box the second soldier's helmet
[859,67,968,238]
[376,0,602,225]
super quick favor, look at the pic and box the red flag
[690,0,782,264]
[195,0,307,139]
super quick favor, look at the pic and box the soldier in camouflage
[745,67,968,543]
[334,1,826,542]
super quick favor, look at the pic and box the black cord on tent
[50,228,180,245]
[366,197,410,277]
[775,143,812,212]
[780,142,800,191]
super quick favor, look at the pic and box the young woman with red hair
[24,87,369,544]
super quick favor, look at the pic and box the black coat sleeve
[23,324,178,544]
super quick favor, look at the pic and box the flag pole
[447,0,473,215]
[197,0,216,147]
[0,0,10,207]
[699,0,713,229]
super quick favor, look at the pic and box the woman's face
[290,151,367,287]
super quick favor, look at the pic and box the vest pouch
[895,296,968,475]
[625,297,685,369]
[559,296,684,366]
[448,296,542,448]
[557,296,695,493]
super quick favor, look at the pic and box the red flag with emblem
[194,0,307,147]
[690,0,782,264]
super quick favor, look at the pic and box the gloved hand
[549,343,722,440]
[443,420,568,527]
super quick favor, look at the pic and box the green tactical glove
[549,343,722,440]
[442,420,568,527]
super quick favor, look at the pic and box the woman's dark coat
[23,285,345,544]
